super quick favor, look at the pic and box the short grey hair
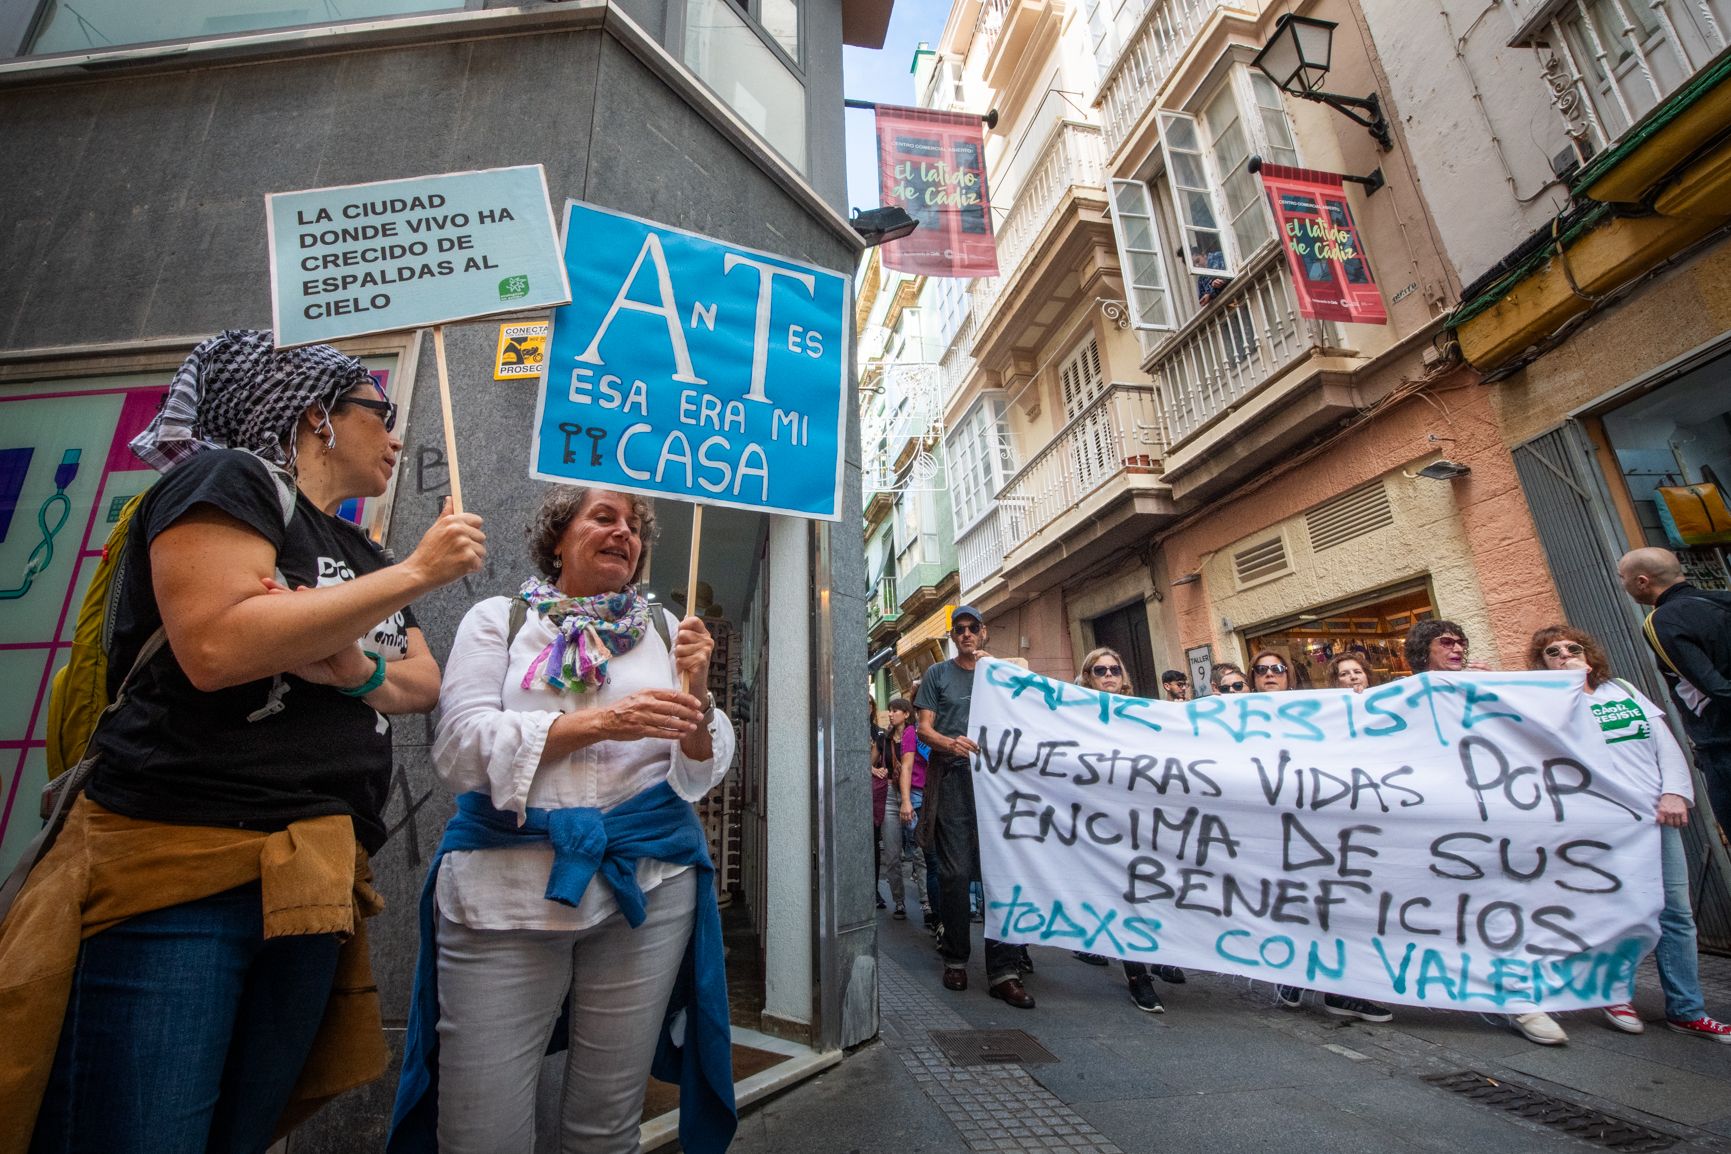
[526,486,658,582]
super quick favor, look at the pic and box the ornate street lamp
[1252,14,1393,152]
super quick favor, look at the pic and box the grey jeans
[434,867,697,1154]
[879,792,926,910]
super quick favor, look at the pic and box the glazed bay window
[946,392,1016,533]
[27,0,460,53]
[895,489,942,576]
[683,0,807,171]
[1109,66,1299,336]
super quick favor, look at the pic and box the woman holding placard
[1529,625,1731,1042]
[390,486,737,1154]
[3,329,487,1154]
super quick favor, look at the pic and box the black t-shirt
[87,449,417,852]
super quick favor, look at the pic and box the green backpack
[44,491,150,781]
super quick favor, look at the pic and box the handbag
[0,628,166,924]
[1655,483,1731,548]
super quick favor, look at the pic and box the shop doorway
[1244,582,1435,688]
[1089,601,1156,696]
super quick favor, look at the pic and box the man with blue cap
[914,606,1033,1008]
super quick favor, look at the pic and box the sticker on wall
[494,321,549,380]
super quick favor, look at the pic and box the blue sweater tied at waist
[387,782,736,1153]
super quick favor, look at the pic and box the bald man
[1619,546,1731,829]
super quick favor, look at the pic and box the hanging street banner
[530,201,849,520]
[266,165,570,348]
[875,104,998,279]
[1256,162,1388,325]
[966,662,1662,1012]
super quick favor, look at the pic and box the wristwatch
[701,691,716,724]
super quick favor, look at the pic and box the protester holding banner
[1,330,487,1153]
[1211,663,1250,693]
[1403,618,1489,673]
[916,606,1034,1008]
[1255,652,1395,1024]
[1326,652,1377,692]
[1069,648,1187,1012]
[1529,625,1731,1042]
[389,485,735,1154]
[1404,621,1570,1045]
[1251,648,1310,692]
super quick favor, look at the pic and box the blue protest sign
[530,201,849,520]
[266,165,570,348]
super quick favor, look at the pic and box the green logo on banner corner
[499,275,530,301]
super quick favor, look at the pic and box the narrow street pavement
[733,910,1731,1154]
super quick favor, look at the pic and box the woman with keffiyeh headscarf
[3,330,488,1154]
[387,485,737,1154]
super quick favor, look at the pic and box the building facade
[875,0,1730,935]
[0,0,890,1143]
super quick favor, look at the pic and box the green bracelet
[339,651,386,697]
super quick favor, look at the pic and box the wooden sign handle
[432,325,465,514]
[681,505,703,695]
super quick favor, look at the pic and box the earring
[552,555,562,570]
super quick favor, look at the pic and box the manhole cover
[928,1028,1058,1067]
[1423,1071,1681,1151]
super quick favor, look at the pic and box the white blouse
[431,596,735,931]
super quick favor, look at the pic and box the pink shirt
[900,726,927,790]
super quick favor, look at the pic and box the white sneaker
[1602,1002,1645,1034]
[1512,1011,1568,1045]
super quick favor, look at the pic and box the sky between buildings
[842,1,951,217]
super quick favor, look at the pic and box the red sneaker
[1666,1015,1731,1042]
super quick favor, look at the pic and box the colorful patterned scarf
[518,579,650,694]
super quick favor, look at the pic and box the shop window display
[1245,584,1435,685]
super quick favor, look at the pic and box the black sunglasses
[1219,680,1248,693]
[952,621,982,635]
[339,395,398,433]
[1090,664,1123,677]
[1253,662,1287,676]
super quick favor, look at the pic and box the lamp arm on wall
[1297,89,1393,151]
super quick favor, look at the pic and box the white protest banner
[967,661,1662,1012]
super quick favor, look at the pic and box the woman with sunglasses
[1211,664,1250,694]
[1249,648,1311,693]
[1068,648,1188,1011]
[3,331,486,1152]
[1250,648,1395,1023]
[1530,626,1731,1042]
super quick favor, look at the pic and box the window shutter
[1106,180,1175,331]
[1060,337,1106,421]
[1156,112,1236,277]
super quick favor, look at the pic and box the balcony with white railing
[956,505,1005,597]
[1147,246,1334,450]
[995,383,1167,555]
[1098,0,1231,157]
[1525,0,1729,156]
[971,121,1106,331]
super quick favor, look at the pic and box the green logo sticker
[498,275,530,301]
[1592,697,1651,744]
